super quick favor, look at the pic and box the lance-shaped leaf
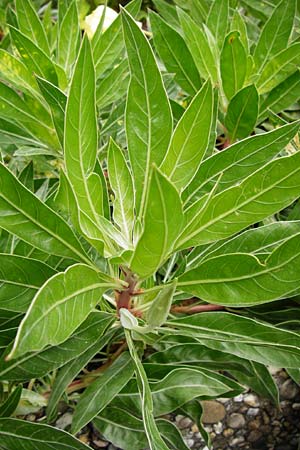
[253,0,296,72]
[225,84,259,142]
[146,281,177,329]
[0,49,39,95]
[183,121,300,204]
[221,31,247,101]
[0,254,56,312]
[7,265,119,359]
[72,352,135,434]
[57,0,80,77]
[96,60,130,109]
[0,418,91,450]
[9,27,58,86]
[177,150,300,249]
[130,167,184,279]
[160,80,213,192]
[231,10,249,53]
[256,43,300,94]
[0,163,89,263]
[206,0,229,49]
[149,11,201,96]
[0,312,114,381]
[178,9,218,83]
[178,232,300,306]
[108,139,134,243]
[0,385,22,418]
[15,0,50,55]
[122,9,172,216]
[167,312,300,368]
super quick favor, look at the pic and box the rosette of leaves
[1,5,300,450]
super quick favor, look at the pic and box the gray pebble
[179,417,193,429]
[229,436,245,446]
[247,407,259,416]
[248,430,263,442]
[279,379,299,400]
[227,413,245,429]
[244,393,260,407]
[55,412,73,430]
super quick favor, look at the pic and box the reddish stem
[171,304,225,314]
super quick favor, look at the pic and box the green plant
[0,1,300,450]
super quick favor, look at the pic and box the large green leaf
[160,80,214,191]
[0,312,114,381]
[0,49,39,95]
[7,265,119,359]
[177,150,300,248]
[57,0,80,77]
[0,254,56,312]
[122,8,172,216]
[150,11,201,96]
[15,0,50,56]
[206,0,229,49]
[0,418,91,449]
[225,84,259,142]
[72,352,135,433]
[253,0,296,72]
[183,121,300,204]
[178,231,300,306]
[0,163,89,263]
[167,312,300,368]
[0,385,22,418]
[108,139,134,243]
[96,60,129,109]
[130,168,184,279]
[220,31,247,101]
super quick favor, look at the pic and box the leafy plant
[0,1,300,450]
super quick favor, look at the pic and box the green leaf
[96,60,130,109]
[7,265,119,359]
[0,254,56,312]
[178,231,300,306]
[146,281,177,329]
[157,420,190,450]
[0,385,22,418]
[130,168,184,279]
[183,121,300,204]
[0,49,39,95]
[0,163,89,263]
[177,150,300,249]
[0,418,91,449]
[107,139,134,243]
[150,11,201,96]
[57,0,80,77]
[160,80,214,191]
[231,10,249,53]
[153,0,180,31]
[125,330,170,450]
[256,43,300,94]
[259,70,300,121]
[206,0,229,49]
[0,312,114,381]
[178,8,218,83]
[18,162,34,191]
[122,9,172,216]
[225,84,259,142]
[72,352,135,434]
[167,312,300,368]
[220,31,247,101]
[253,0,296,72]
[9,26,58,86]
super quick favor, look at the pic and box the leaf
[206,0,229,49]
[0,312,114,381]
[149,11,201,96]
[160,80,214,191]
[9,26,58,86]
[96,60,130,108]
[72,352,135,434]
[259,70,300,121]
[256,43,300,94]
[122,9,172,216]
[0,254,56,312]
[18,162,34,191]
[253,0,296,72]
[107,139,134,243]
[15,0,50,55]
[57,0,80,77]
[177,149,300,250]
[153,0,180,31]
[125,330,170,450]
[178,8,218,83]
[231,10,249,53]
[7,264,119,359]
[167,312,300,368]
[180,401,210,447]
[0,418,91,449]
[0,163,89,263]
[130,167,184,279]
[146,281,177,329]
[36,76,67,148]
[0,385,22,417]
[0,49,39,95]
[225,84,259,142]
[221,31,247,101]
[157,419,190,450]
[183,121,300,204]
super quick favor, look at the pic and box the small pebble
[292,403,300,410]
[179,417,193,429]
[223,428,234,437]
[233,394,244,402]
[229,436,245,446]
[201,401,226,424]
[213,422,223,434]
[247,407,259,416]
[191,423,199,433]
[93,440,109,448]
[227,413,245,429]
[244,393,260,407]
[248,430,263,442]
[279,379,299,400]
[55,412,73,430]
